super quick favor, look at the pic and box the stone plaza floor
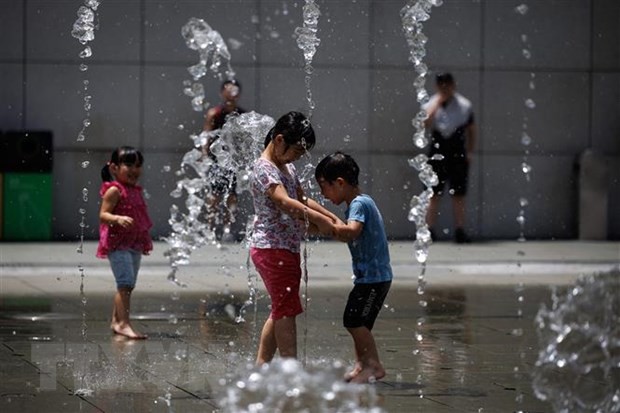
[1,240,618,412]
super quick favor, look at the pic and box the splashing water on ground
[533,269,620,413]
[218,358,385,413]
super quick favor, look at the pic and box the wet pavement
[1,240,618,412]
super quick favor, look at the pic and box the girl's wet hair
[315,151,359,186]
[263,111,316,150]
[101,146,144,182]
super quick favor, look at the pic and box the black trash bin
[1,131,53,240]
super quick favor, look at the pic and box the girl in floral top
[97,146,152,339]
[250,111,341,364]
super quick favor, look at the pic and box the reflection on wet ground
[0,284,563,412]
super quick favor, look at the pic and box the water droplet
[521,132,532,146]
[521,162,532,174]
[525,98,536,109]
[79,46,92,58]
[515,4,529,15]
[81,161,90,168]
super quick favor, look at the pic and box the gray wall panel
[0,0,23,60]
[591,73,620,154]
[26,64,141,149]
[482,154,578,239]
[484,0,590,70]
[482,71,589,154]
[0,64,24,130]
[592,0,620,70]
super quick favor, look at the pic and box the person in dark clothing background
[422,73,476,243]
[203,79,246,241]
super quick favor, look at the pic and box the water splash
[401,0,443,265]
[163,112,275,285]
[71,1,99,143]
[218,359,385,412]
[181,17,235,113]
[533,269,620,413]
[295,0,321,118]
[182,17,235,81]
[163,18,257,286]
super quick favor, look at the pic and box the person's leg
[273,316,297,359]
[257,318,277,364]
[452,195,471,243]
[427,158,446,240]
[222,192,238,241]
[343,282,390,382]
[206,192,223,235]
[427,195,441,228]
[450,160,470,242]
[453,195,466,229]
[112,287,146,339]
[109,250,146,339]
[251,248,302,363]
[346,327,385,383]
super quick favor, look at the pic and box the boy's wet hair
[315,151,359,186]
[101,146,144,182]
[435,72,455,86]
[263,111,316,150]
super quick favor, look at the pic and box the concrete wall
[1,0,618,241]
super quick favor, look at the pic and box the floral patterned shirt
[250,158,302,253]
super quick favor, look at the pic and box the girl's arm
[296,186,344,225]
[99,186,134,227]
[267,184,335,235]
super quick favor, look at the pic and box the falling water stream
[295,0,321,367]
[400,0,443,394]
[513,4,535,411]
[70,0,101,398]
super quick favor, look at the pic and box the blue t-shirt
[345,194,393,284]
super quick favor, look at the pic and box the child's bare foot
[344,363,363,382]
[112,323,147,339]
[349,365,385,384]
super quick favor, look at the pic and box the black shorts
[343,281,391,330]
[429,158,469,196]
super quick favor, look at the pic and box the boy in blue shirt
[315,151,393,384]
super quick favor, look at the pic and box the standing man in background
[203,79,246,241]
[423,73,476,243]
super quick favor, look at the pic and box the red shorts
[250,248,303,320]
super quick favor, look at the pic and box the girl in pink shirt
[97,146,152,339]
[250,111,341,364]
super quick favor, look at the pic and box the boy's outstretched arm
[333,220,363,243]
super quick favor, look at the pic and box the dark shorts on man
[429,157,469,196]
[343,281,391,330]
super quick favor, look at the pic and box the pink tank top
[96,181,153,258]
